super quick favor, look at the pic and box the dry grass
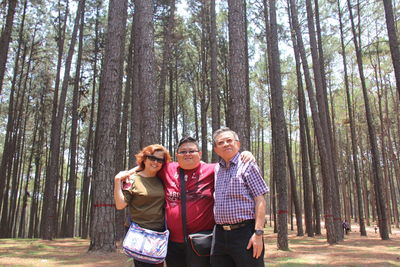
[265,224,400,266]
[0,224,399,266]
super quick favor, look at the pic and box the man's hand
[240,151,256,163]
[246,233,264,258]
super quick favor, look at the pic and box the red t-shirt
[158,162,216,243]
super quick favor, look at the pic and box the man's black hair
[177,136,199,150]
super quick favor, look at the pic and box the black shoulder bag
[179,168,213,257]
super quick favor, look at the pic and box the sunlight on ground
[0,225,399,266]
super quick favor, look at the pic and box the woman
[114,144,171,267]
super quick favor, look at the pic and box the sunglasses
[146,155,165,164]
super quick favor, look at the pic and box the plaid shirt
[214,153,269,225]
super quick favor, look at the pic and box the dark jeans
[210,221,264,267]
[133,259,163,267]
[166,241,211,267]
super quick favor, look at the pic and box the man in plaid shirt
[211,127,269,267]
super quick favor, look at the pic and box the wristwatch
[254,229,264,236]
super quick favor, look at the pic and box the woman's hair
[135,144,171,171]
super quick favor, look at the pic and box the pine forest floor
[0,224,399,267]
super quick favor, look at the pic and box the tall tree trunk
[19,127,35,237]
[41,0,83,240]
[80,0,101,239]
[201,0,210,161]
[59,118,70,237]
[0,0,27,237]
[65,0,86,237]
[347,0,389,240]
[383,0,400,100]
[129,11,140,167]
[169,68,175,150]
[227,0,250,149]
[267,0,289,250]
[285,126,304,236]
[287,5,314,236]
[337,0,366,236]
[289,0,336,244]
[28,81,47,238]
[173,60,179,146]
[0,0,18,94]
[115,12,134,242]
[385,91,400,228]
[18,84,37,238]
[135,0,158,146]
[305,0,342,241]
[89,0,127,252]
[372,45,392,233]
[210,0,220,162]
[158,0,175,144]
[9,6,33,236]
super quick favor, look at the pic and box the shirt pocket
[228,175,247,198]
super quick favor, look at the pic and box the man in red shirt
[159,137,254,267]
[159,137,214,267]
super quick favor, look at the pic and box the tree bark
[383,0,400,100]
[158,0,175,145]
[285,126,304,236]
[129,10,141,167]
[80,0,101,239]
[41,0,82,240]
[347,0,389,240]
[287,6,314,236]
[289,0,337,244]
[65,0,86,237]
[210,0,220,162]
[89,0,127,252]
[135,0,158,146]
[0,0,27,237]
[337,0,366,236]
[227,0,250,149]
[267,0,289,250]
[305,0,342,241]
[0,0,18,94]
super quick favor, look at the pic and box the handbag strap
[179,168,188,244]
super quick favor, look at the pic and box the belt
[218,219,254,231]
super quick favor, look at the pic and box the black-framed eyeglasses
[177,150,199,155]
[146,155,165,164]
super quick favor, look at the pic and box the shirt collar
[218,152,240,168]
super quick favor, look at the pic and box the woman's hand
[114,169,135,210]
[115,170,133,183]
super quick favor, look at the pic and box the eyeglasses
[216,138,237,147]
[177,150,199,155]
[146,155,165,164]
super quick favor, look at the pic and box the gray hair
[212,127,239,146]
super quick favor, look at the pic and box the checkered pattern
[214,153,269,225]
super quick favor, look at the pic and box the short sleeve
[122,176,136,203]
[243,162,269,198]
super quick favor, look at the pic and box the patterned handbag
[122,222,169,264]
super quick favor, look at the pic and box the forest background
[0,0,399,253]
